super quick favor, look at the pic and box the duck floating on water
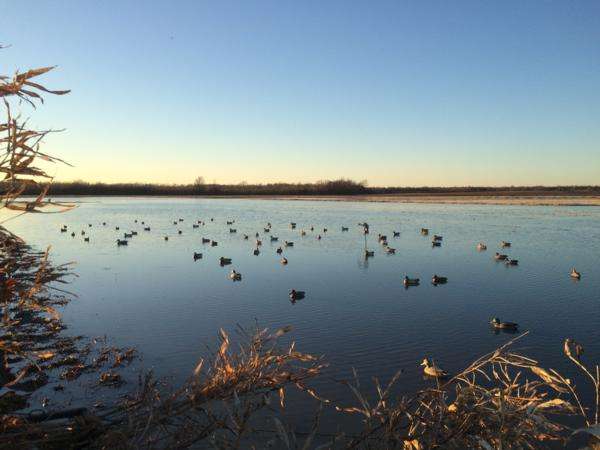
[431,274,447,285]
[144,227,151,231]
[341,226,349,232]
[364,249,374,258]
[385,247,396,254]
[211,241,218,247]
[570,268,581,279]
[284,241,294,247]
[500,241,511,248]
[421,228,429,236]
[270,236,279,242]
[505,259,519,266]
[477,242,487,251]
[289,289,305,301]
[433,235,443,241]
[219,257,232,266]
[420,359,447,378]
[253,248,260,256]
[494,253,508,261]
[193,252,202,260]
[229,228,237,233]
[229,270,242,281]
[202,238,211,244]
[116,239,128,246]
[276,247,283,254]
[490,317,518,330]
[393,231,400,237]
[280,257,288,265]
[84,237,90,242]
[431,241,441,247]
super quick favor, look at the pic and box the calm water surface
[8,197,600,429]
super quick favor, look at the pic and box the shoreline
[41,194,600,207]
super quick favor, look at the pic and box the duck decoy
[280,257,288,265]
[500,241,511,248]
[229,270,242,281]
[193,252,203,260]
[494,253,508,261]
[570,268,581,279]
[202,238,211,244]
[284,241,294,247]
[420,359,447,378]
[116,239,128,246]
[219,257,232,266]
[253,248,260,256]
[341,226,349,232]
[276,247,283,254]
[289,289,305,301]
[393,231,400,237]
[490,317,518,330]
[431,274,448,285]
[211,241,218,247]
[421,228,429,235]
[477,242,487,251]
[364,249,374,258]
[403,276,420,286]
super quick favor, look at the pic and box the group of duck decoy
[59,217,583,306]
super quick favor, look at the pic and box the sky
[2,0,599,186]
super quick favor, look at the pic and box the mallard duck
[570,268,581,279]
[280,257,288,265]
[284,241,294,247]
[289,289,305,301]
[385,247,396,254]
[505,259,519,266]
[264,227,270,233]
[276,247,283,254]
[173,221,178,225]
[378,234,387,242]
[500,241,511,248]
[256,239,262,246]
[192,224,199,228]
[211,241,218,247]
[226,220,234,225]
[202,238,211,243]
[477,242,487,251]
[420,359,447,377]
[431,241,441,247]
[179,218,184,222]
[421,228,429,235]
[116,239,128,246]
[403,276,420,286]
[490,317,518,330]
[431,274,447,284]
[433,235,443,241]
[84,237,90,242]
[301,230,306,236]
[193,252,202,260]
[364,249,374,258]
[341,226,349,232]
[494,253,508,261]
[253,248,260,256]
[144,227,151,231]
[393,231,400,237]
[124,232,133,238]
[131,231,138,236]
[229,228,237,233]
[229,270,242,281]
[60,227,67,233]
[219,257,232,265]
[270,236,279,242]
[243,234,249,240]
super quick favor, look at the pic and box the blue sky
[2,0,599,186]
